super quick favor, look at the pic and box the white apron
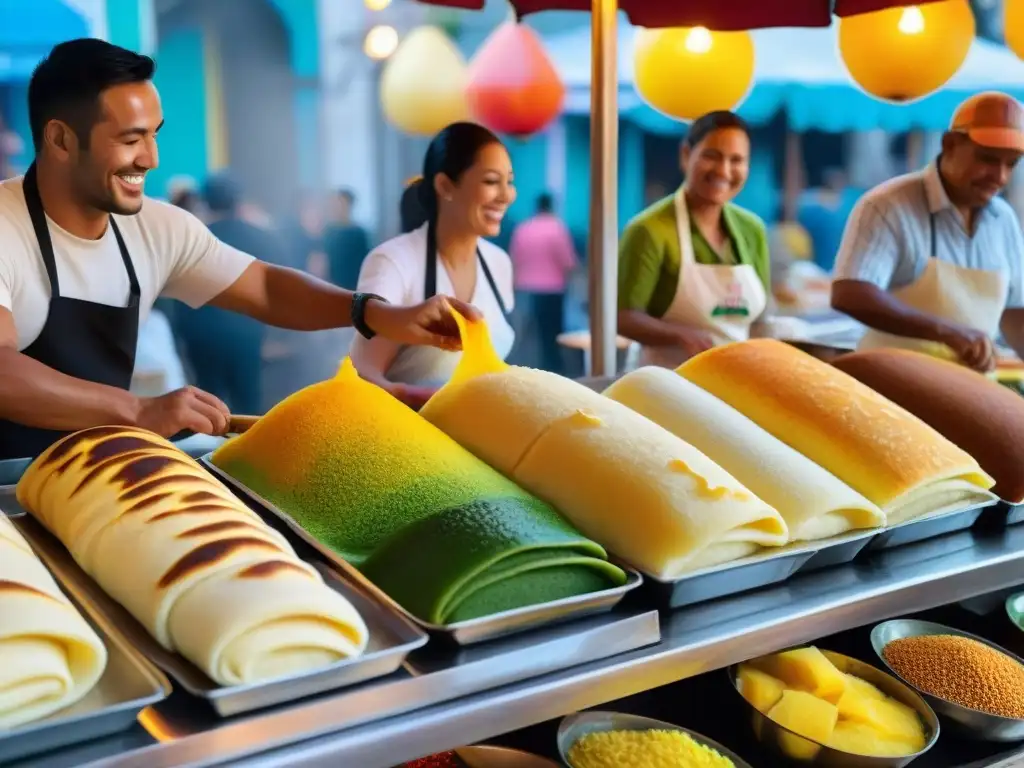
[858,191,1008,356]
[386,250,515,387]
[640,189,768,368]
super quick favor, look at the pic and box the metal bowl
[455,745,560,767]
[728,650,939,766]
[556,711,753,767]
[872,619,1024,742]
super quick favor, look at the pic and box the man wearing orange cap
[832,92,1024,372]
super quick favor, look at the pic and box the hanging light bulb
[838,0,974,103]
[364,25,399,61]
[364,0,391,9]
[897,6,926,34]
[633,26,755,121]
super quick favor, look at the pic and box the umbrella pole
[587,0,619,377]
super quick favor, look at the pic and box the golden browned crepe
[834,348,1024,503]
[678,340,996,523]
[0,515,107,729]
[17,426,369,687]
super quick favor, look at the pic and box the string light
[364,25,399,60]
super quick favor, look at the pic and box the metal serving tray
[1,517,171,765]
[14,514,428,718]
[995,501,1024,527]
[640,544,816,610]
[796,528,880,573]
[202,456,644,646]
[866,501,996,552]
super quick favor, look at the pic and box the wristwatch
[352,292,387,339]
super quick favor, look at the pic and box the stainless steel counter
[18,523,1019,768]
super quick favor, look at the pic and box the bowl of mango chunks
[728,646,939,766]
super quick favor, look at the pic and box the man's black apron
[0,163,141,460]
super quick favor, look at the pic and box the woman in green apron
[617,111,770,368]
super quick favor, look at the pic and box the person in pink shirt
[509,193,578,372]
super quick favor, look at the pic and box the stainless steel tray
[996,501,1024,526]
[796,528,880,573]
[866,501,996,551]
[0,483,24,516]
[640,544,816,609]
[202,456,644,646]
[14,514,429,718]
[405,609,660,689]
[1,518,171,765]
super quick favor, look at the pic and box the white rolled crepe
[17,426,369,687]
[0,515,107,729]
[605,367,886,541]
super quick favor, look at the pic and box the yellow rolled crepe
[421,313,788,579]
[678,340,997,524]
[17,427,369,687]
[605,367,885,541]
[0,515,107,729]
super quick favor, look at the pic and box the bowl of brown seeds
[871,619,1024,741]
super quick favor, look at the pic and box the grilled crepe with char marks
[0,515,107,729]
[17,426,369,687]
[678,340,997,524]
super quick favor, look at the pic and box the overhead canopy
[548,24,1024,133]
[416,0,945,30]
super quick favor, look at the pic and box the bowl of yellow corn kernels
[730,645,939,766]
[872,619,1024,742]
[557,711,753,768]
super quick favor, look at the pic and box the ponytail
[400,178,428,233]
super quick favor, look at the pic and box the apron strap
[22,164,61,297]
[923,180,937,258]
[23,163,141,301]
[423,220,509,317]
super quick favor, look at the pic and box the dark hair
[683,110,750,149]
[336,188,356,204]
[415,122,503,279]
[203,174,241,214]
[28,38,155,152]
[170,189,201,214]
[537,192,554,213]
[400,183,427,233]
[416,121,502,219]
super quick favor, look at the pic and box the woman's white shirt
[354,224,516,386]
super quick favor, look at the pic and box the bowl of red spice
[871,619,1024,741]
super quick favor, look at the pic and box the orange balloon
[633,27,755,121]
[838,1,975,103]
[466,22,566,137]
[1007,0,1024,61]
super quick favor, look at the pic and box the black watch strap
[352,292,387,339]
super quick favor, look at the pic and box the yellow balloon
[380,26,472,136]
[633,26,755,121]
[1008,0,1024,61]
[838,1,975,103]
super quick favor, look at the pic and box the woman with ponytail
[352,122,517,408]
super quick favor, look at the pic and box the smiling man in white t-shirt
[0,38,477,459]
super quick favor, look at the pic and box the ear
[679,144,691,174]
[433,172,455,202]
[940,131,958,157]
[43,120,75,161]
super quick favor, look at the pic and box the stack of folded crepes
[211,359,626,625]
[605,367,886,542]
[420,313,789,579]
[0,515,107,729]
[17,427,369,687]
[834,348,1024,504]
[678,340,997,524]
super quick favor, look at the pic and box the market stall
[4,315,1024,766]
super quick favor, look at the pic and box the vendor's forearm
[1000,311,1024,360]
[831,280,951,343]
[617,309,689,347]
[0,348,138,430]
[213,261,355,331]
